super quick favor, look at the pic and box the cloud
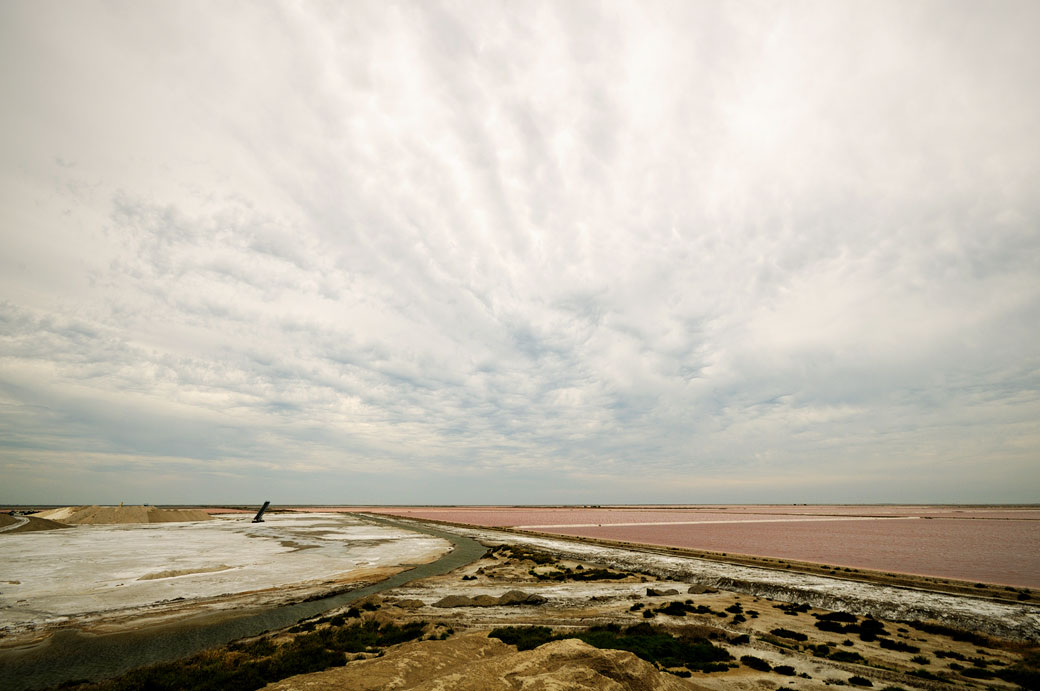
[1,0,1038,504]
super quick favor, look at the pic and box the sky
[1,1,1038,505]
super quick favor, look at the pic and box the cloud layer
[2,0,1038,504]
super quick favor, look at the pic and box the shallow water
[372,505,1040,588]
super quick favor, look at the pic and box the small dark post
[252,500,271,523]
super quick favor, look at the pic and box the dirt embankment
[35,505,214,524]
[0,513,70,533]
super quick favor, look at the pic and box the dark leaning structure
[252,500,271,523]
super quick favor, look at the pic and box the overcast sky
[1,1,1038,505]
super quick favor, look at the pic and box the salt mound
[36,505,214,525]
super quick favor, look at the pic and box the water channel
[0,515,486,691]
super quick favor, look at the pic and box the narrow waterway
[0,515,485,691]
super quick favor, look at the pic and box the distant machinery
[252,501,271,523]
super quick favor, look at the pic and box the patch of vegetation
[491,544,556,565]
[830,650,867,664]
[816,616,888,639]
[904,621,992,647]
[774,665,796,676]
[994,652,1040,689]
[810,644,831,657]
[909,655,929,665]
[741,655,772,671]
[534,566,630,581]
[848,675,873,687]
[652,600,721,617]
[770,628,809,642]
[488,626,555,650]
[815,611,858,623]
[934,649,965,660]
[960,666,994,679]
[69,620,430,691]
[489,623,734,673]
[878,638,919,654]
[774,602,811,616]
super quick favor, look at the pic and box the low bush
[905,621,991,647]
[774,603,811,616]
[960,667,995,679]
[830,650,866,663]
[492,545,556,565]
[878,638,919,654]
[488,626,554,651]
[770,628,808,642]
[848,675,873,686]
[774,665,796,676]
[740,655,771,671]
[815,612,857,623]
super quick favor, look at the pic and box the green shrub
[830,650,866,663]
[848,675,873,686]
[741,655,771,671]
[774,665,796,676]
[878,638,919,654]
[488,626,554,651]
[816,612,857,623]
[960,667,995,679]
[770,628,808,642]
[905,621,990,647]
